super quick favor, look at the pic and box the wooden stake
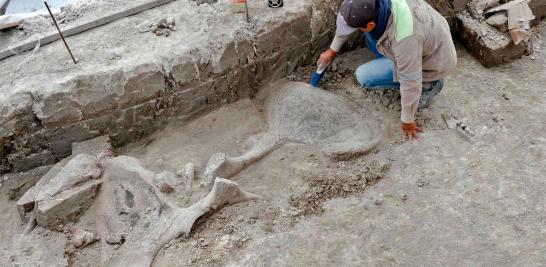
[44,1,77,64]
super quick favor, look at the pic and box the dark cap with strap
[340,0,378,28]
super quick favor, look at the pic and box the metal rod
[0,0,12,16]
[244,0,249,23]
[44,1,77,64]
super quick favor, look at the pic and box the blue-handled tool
[309,64,327,87]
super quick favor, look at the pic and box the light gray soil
[1,21,545,267]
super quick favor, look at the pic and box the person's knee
[355,65,372,87]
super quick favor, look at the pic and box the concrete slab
[36,179,101,229]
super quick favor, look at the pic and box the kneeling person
[318,0,457,141]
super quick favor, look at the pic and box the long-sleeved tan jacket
[330,0,457,123]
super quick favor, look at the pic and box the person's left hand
[401,122,423,143]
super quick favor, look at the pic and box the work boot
[419,79,444,109]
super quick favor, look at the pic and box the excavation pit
[1,0,546,266]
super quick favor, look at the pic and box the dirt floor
[1,21,545,267]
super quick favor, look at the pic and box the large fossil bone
[203,132,280,188]
[204,81,380,187]
[262,81,380,157]
[96,156,259,267]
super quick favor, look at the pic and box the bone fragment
[203,133,280,188]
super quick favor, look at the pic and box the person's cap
[336,0,378,35]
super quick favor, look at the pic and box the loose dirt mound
[290,161,390,216]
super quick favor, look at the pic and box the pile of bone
[139,17,176,36]
[15,135,258,266]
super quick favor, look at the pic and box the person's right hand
[401,122,423,143]
[317,48,336,68]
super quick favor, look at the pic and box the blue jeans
[355,33,400,89]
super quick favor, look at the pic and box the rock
[7,150,57,173]
[137,21,153,33]
[17,154,100,221]
[166,17,175,26]
[71,135,113,159]
[35,154,101,200]
[71,228,97,248]
[156,18,167,28]
[154,171,177,193]
[468,0,500,18]
[36,179,101,229]
[5,165,51,201]
[17,154,102,230]
[16,136,110,221]
[486,12,508,32]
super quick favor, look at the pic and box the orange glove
[401,122,423,143]
[317,48,336,68]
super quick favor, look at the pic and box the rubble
[468,0,500,18]
[140,17,176,36]
[442,114,476,142]
[71,228,98,248]
[486,12,509,32]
